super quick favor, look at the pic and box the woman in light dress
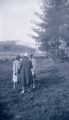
[29,54,36,89]
[12,55,21,89]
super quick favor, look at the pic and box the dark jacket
[20,57,33,87]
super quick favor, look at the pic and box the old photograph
[0,0,69,120]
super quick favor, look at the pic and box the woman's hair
[16,55,21,60]
[29,54,33,59]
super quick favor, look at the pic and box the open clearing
[0,61,69,120]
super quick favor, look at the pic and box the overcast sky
[0,0,40,47]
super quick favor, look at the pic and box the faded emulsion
[0,0,69,120]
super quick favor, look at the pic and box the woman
[20,53,33,93]
[12,55,20,89]
[29,54,36,89]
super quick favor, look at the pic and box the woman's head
[16,55,21,60]
[29,54,34,59]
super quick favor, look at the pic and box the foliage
[32,0,69,57]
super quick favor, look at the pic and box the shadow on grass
[50,111,69,120]
[0,102,14,120]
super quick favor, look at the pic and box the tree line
[32,0,69,59]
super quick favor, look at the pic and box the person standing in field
[29,54,36,89]
[19,53,33,93]
[12,55,21,89]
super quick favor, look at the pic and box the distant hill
[0,41,35,54]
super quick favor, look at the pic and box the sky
[0,0,40,47]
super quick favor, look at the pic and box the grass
[0,60,69,120]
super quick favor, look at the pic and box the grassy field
[0,60,69,120]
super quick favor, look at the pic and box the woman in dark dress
[19,53,33,93]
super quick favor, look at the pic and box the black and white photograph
[0,0,69,120]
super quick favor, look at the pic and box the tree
[32,0,69,57]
